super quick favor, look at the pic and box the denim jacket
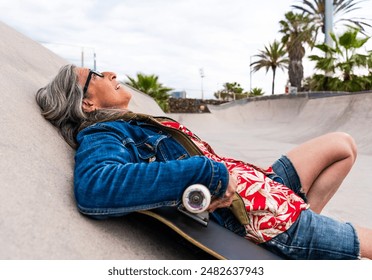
[74,119,229,219]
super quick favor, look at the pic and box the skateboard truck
[178,184,211,227]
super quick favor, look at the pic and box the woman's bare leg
[286,132,357,213]
[355,226,372,259]
[285,132,370,259]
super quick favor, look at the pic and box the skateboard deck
[139,207,282,260]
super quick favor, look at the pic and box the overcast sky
[1,0,371,99]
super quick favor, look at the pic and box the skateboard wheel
[182,184,211,213]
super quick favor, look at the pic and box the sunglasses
[83,69,104,94]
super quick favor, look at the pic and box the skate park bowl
[1,21,371,259]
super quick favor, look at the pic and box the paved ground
[1,21,371,259]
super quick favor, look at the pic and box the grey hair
[36,64,86,148]
[35,64,131,149]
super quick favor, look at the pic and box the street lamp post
[250,56,253,92]
[39,41,96,70]
[81,47,84,67]
[199,68,205,100]
[324,0,333,48]
[324,0,333,78]
[81,46,97,70]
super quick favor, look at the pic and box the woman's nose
[103,71,117,80]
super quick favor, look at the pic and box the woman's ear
[82,98,96,113]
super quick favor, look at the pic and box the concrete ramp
[0,21,190,259]
[204,92,372,155]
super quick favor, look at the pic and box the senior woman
[35,64,372,259]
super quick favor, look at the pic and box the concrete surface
[1,21,371,260]
[0,21,193,260]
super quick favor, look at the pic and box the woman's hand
[208,172,238,212]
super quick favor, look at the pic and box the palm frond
[292,0,371,37]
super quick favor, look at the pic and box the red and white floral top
[162,121,309,243]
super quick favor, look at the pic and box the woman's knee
[330,132,357,163]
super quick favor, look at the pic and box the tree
[248,87,265,97]
[251,40,288,95]
[214,82,247,101]
[279,11,315,91]
[292,0,371,40]
[125,73,173,112]
[307,28,370,91]
[367,50,372,74]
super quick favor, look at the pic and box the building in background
[169,90,187,99]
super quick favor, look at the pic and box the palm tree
[279,12,315,90]
[310,28,369,79]
[248,87,265,97]
[292,0,371,39]
[308,28,370,90]
[251,40,289,95]
[367,50,372,74]
[214,82,247,100]
[125,73,173,112]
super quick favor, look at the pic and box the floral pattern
[162,121,308,243]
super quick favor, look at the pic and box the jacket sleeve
[74,123,229,217]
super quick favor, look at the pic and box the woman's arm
[74,124,229,217]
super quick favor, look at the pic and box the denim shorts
[269,155,307,202]
[262,155,360,260]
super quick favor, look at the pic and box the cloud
[1,0,371,98]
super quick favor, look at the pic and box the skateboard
[138,185,282,260]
